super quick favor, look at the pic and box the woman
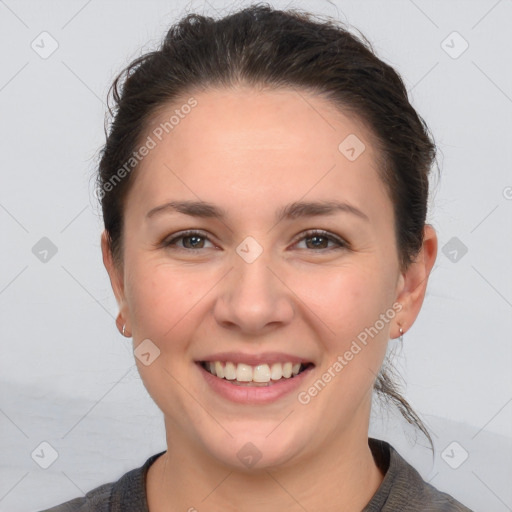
[42,4,474,511]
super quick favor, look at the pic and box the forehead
[126,86,392,225]
[147,86,375,160]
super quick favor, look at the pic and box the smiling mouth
[198,360,314,386]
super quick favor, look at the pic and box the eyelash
[162,229,348,252]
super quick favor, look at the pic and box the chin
[199,427,307,472]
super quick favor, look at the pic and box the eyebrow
[146,199,369,223]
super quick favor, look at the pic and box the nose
[213,249,295,335]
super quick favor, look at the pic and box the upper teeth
[204,361,303,383]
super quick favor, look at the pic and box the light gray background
[1,0,511,511]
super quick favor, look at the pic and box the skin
[101,86,437,512]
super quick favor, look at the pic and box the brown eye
[295,230,347,251]
[164,230,213,250]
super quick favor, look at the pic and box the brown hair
[95,3,437,450]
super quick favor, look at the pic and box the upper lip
[196,352,315,366]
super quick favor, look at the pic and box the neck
[147,422,384,512]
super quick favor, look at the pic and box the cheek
[125,260,207,340]
[125,262,205,407]
[291,261,390,337]
[295,261,392,389]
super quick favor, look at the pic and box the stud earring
[122,324,126,337]
[399,326,404,343]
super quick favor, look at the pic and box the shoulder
[366,438,474,512]
[38,482,114,511]
[37,451,166,512]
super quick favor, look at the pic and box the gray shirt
[39,438,474,511]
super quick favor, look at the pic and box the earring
[122,324,126,337]
[399,326,404,343]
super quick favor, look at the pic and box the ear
[101,230,129,334]
[393,224,438,337]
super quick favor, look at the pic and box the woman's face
[103,86,433,470]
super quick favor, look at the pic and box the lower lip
[196,362,314,405]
